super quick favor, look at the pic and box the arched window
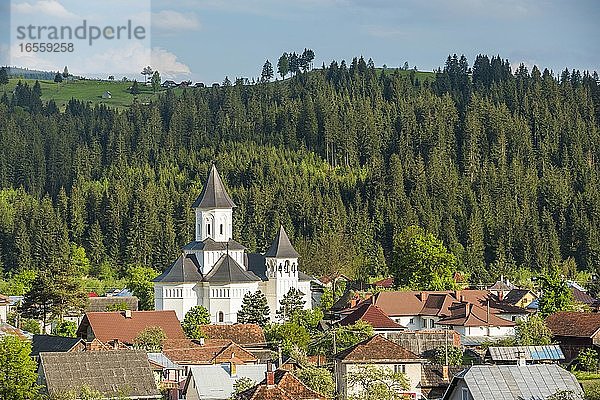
[220,224,223,235]
[284,260,290,273]
[207,223,211,235]
[218,312,224,323]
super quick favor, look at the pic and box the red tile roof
[199,324,266,346]
[437,303,515,327]
[334,334,420,362]
[77,310,185,344]
[238,370,327,400]
[546,312,600,338]
[338,303,405,330]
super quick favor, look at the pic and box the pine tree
[0,67,8,85]
[261,60,274,82]
[277,53,289,79]
[237,291,270,326]
[276,288,305,322]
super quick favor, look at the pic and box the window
[207,224,211,235]
[409,318,414,324]
[394,364,406,374]
[461,388,470,400]
[218,311,224,323]
[220,224,223,235]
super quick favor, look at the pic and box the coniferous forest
[1,54,600,294]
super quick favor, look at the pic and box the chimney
[442,365,449,382]
[454,290,461,301]
[123,310,132,319]
[266,361,275,386]
[498,291,504,301]
[419,292,428,302]
[199,337,205,346]
[229,361,237,377]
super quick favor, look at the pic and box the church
[153,165,313,323]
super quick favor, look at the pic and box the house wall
[445,379,472,400]
[185,376,201,400]
[462,325,515,337]
[0,304,7,323]
[336,361,423,399]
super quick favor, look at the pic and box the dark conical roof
[153,253,203,283]
[192,165,236,209]
[264,225,299,259]
[203,254,261,283]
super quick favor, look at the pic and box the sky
[0,0,598,82]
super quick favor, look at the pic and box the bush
[577,348,599,372]
[52,320,78,337]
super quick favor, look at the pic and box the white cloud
[151,47,192,79]
[152,10,200,32]
[12,0,79,19]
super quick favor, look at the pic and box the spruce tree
[276,288,305,322]
[237,291,270,327]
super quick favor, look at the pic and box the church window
[220,224,223,235]
[218,312,224,322]
[284,260,290,273]
[207,224,211,235]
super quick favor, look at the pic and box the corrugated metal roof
[188,364,266,399]
[147,352,184,370]
[487,345,564,361]
[459,364,582,400]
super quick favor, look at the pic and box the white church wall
[208,282,259,324]
[195,208,233,242]
[154,283,198,320]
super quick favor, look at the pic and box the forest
[0,54,599,296]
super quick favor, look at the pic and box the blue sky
[1,0,599,82]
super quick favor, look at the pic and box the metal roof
[447,364,583,400]
[187,364,267,399]
[147,352,184,370]
[153,253,203,283]
[192,165,236,209]
[264,225,299,259]
[203,254,261,283]
[486,345,564,362]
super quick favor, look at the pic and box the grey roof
[86,296,139,312]
[147,352,185,370]
[31,335,84,356]
[203,254,261,283]
[192,165,236,209]
[264,225,299,259]
[186,364,267,400]
[153,253,203,283]
[182,238,246,252]
[486,345,565,362]
[502,289,535,305]
[298,271,314,282]
[445,364,583,400]
[39,350,161,399]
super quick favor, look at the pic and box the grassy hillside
[1,78,163,110]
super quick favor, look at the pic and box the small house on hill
[334,334,425,399]
[441,364,582,400]
[76,310,185,345]
[545,311,600,361]
[38,350,161,399]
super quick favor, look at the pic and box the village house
[545,311,600,361]
[501,289,537,308]
[336,302,406,336]
[38,350,161,399]
[76,310,186,345]
[199,323,273,362]
[153,165,314,323]
[184,363,267,400]
[31,334,85,358]
[421,365,464,399]
[333,334,426,399]
[356,290,526,338]
[162,338,258,370]
[147,352,185,400]
[236,362,327,400]
[441,364,583,400]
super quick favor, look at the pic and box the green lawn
[1,78,163,110]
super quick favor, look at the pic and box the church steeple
[193,165,235,242]
[192,164,237,209]
[265,225,299,259]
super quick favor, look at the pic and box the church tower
[263,225,303,320]
[192,164,236,242]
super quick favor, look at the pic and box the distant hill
[7,67,57,80]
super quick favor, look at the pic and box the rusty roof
[334,334,421,363]
[163,338,257,365]
[546,311,600,338]
[238,370,327,400]
[199,324,266,346]
[338,303,405,330]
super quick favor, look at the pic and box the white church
[153,165,313,323]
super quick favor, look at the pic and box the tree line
[0,53,599,295]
